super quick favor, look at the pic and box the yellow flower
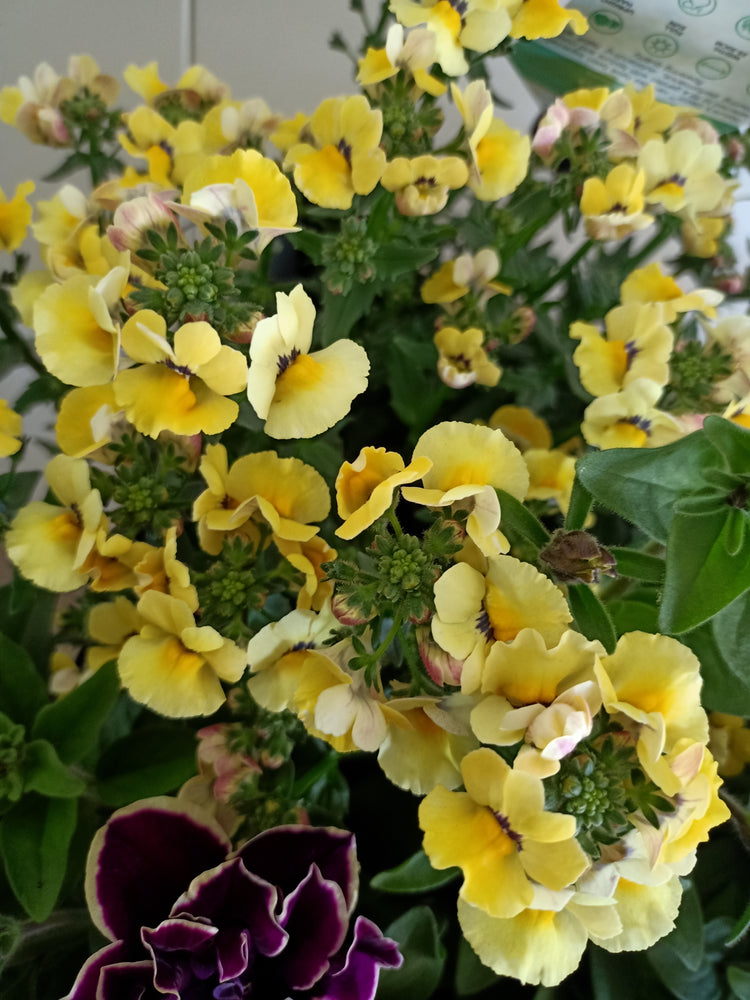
[118,590,245,718]
[488,405,552,452]
[180,149,298,253]
[55,383,123,458]
[589,875,683,954]
[620,262,722,322]
[391,0,512,76]
[570,303,673,397]
[452,81,530,201]
[5,455,104,592]
[129,525,199,611]
[120,106,205,187]
[192,443,330,556]
[335,447,432,540]
[124,61,228,106]
[580,378,680,450]
[421,248,510,306]
[434,326,502,389]
[274,534,337,611]
[358,23,446,97]
[86,596,143,673]
[523,448,576,515]
[594,631,709,764]
[33,266,128,386]
[402,421,529,557]
[638,131,726,218]
[709,712,750,777]
[601,84,680,155]
[284,95,386,210]
[419,748,589,918]
[0,61,72,145]
[0,180,34,252]
[246,284,369,439]
[580,164,654,241]
[508,0,587,40]
[0,400,22,457]
[114,310,247,438]
[432,555,572,693]
[382,155,468,215]
[681,215,725,258]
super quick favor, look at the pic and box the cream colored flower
[335,446,432,539]
[382,155,468,215]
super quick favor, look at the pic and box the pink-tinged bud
[108,193,178,251]
[715,274,745,296]
[331,592,375,626]
[417,625,463,686]
[509,306,536,344]
[540,529,617,584]
[726,137,745,165]
[226,311,265,344]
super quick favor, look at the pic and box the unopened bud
[540,529,617,584]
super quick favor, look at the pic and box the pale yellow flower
[335,447,432,540]
[488,405,552,452]
[709,712,750,777]
[619,262,722,323]
[357,23,446,96]
[119,590,245,718]
[580,164,654,241]
[0,180,35,252]
[580,378,680,450]
[382,155,468,215]
[638,131,726,218]
[284,95,386,210]
[5,455,104,592]
[391,0,512,76]
[246,284,369,439]
[0,400,22,457]
[508,0,587,39]
[55,383,123,458]
[434,326,502,388]
[421,248,510,307]
[523,449,576,515]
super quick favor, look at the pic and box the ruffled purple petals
[277,863,348,990]
[313,916,403,1000]
[62,940,130,1000]
[141,917,218,993]
[90,799,229,942]
[173,856,287,959]
[97,959,163,1000]
[238,825,359,914]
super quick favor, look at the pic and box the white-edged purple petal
[141,917,218,993]
[62,940,130,1000]
[86,797,230,943]
[238,825,358,914]
[313,916,403,1000]
[97,958,162,1000]
[277,863,348,990]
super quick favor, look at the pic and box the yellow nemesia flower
[432,556,573,694]
[402,421,529,556]
[421,248,509,306]
[55,383,123,458]
[33,266,128,387]
[581,378,680,450]
[246,284,369,439]
[181,149,298,253]
[382,154,468,215]
[114,310,247,438]
[681,215,725,258]
[275,534,337,611]
[419,748,589,918]
[335,446,433,539]
[358,23,446,97]
[570,302,673,397]
[118,590,245,718]
[488,405,552,452]
[452,81,530,201]
[391,0,512,76]
[86,596,143,673]
[620,262,722,322]
[5,454,104,592]
[709,712,750,777]
[508,0,587,40]
[523,448,577,514]
[284,95,386,210]
[580,164,654,241]
[0,180,35,252]
[434,326,502,388]
[193,443,330,556]
[638,131,726,218]
[0,400,22,457]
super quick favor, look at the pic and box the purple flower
[63,796,401,1000]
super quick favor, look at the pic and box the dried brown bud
[540,529,617,584]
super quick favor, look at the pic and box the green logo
[736,16,750,41]
[678,0,717,15]
[696,56,732,80]
[643,34,679,58]
[590,9,623,33]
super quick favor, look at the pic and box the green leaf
[575,432,723,543]
[373,240,438,281]
[564,476,593,531]
[0,470,40,509]
[0,633,47,728]
[371,849,459,894]
[661,881,704,972]
[31,661,120,764]
[0,795,77,922]
[609,547,665,583]
[377,906,445,1000]
[608,599,659,637]
[682,621,750,715]
[660,509,750,633]
[568,584,616,653]
[319,284,377,344]
[726,897,750,948]
[497,489,550,550]
[388,336,449,432]
[42,151,91,183]
[728,966,750,999]
[702,414,750,470]
[21,740,85,798]
[454,936,498,996]
[712,593,750,699]
[95,725,198,807]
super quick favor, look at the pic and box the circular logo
[643,34,679,58]
[589,9,623,33]
[678,0,717,15]
[736,16,750,41]
[696,56,732,80]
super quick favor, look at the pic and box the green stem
[292,752,340,798]
[0,295,46,377]
[388,506,403,539]
[5,909,92,968]
[531,238,594,298]
[624,218,679,272]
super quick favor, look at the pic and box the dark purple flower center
[166,357,194,377]
[277,347,300,375]
[494,811,523,850]
[337,138,353,164]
